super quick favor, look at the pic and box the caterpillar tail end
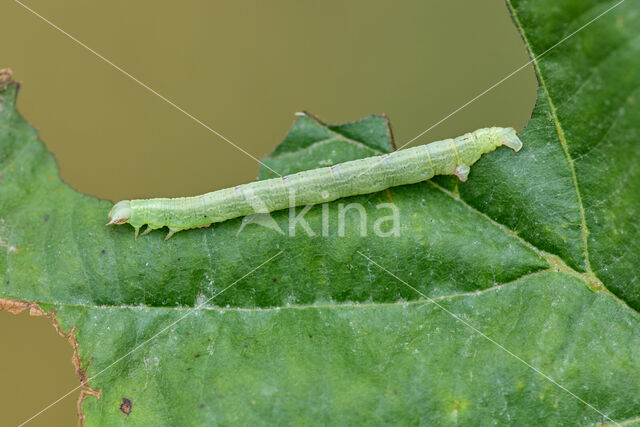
[106,200,132,226]
[501,128,523,152]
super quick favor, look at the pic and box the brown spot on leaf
[120,398,132,416]
[199,403,205,409]
[384,189,394,203]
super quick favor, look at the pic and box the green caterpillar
[107,126,522,239]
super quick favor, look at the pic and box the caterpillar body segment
[107,127,522,239]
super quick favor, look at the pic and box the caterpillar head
[107,200,132,225]
[500,127,523,152]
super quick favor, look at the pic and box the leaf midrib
[26,272,565,312]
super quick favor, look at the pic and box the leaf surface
[1,0,640,424]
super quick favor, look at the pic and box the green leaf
[1,0,640,424]
[258,112,396,179]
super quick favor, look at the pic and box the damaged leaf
[1,0,640,425]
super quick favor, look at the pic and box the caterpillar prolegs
[107,127,522,239]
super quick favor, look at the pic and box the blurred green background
[0,1,536,425]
